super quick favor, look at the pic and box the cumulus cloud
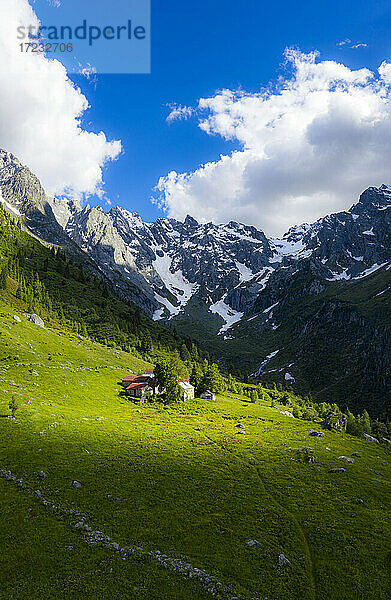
[0,0,121,199]
[156,48,391,235]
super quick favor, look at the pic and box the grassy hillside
[0,297,390,600]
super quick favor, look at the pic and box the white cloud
[337,38,352,47]
[166,104,194,123]
[0,0,121,200]
[156,48,391,235]
[337,39,367,49]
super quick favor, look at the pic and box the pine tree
[0,265,8,289]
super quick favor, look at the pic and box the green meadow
[0,298,390,600]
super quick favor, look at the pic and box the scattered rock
[309,430,324,438]
[36,471,47,480]
[38,432,44,437]
[280,410,294,418]
[236,423,245,429]
[24,313,45,328]
[363,433,379,443]
[247,540,262,548]
[338,456,355,463]
[357,498,365,505]
[72,480,82,489]
[31,371,38,377]
[278,554,290,566]
[50,422,57,428]
[352,452,361,457]
[294,447,316,463]
[329,468,347,473]
[13,315,21,323]
[237,430,246,435]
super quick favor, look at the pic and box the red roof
[178,378,190,383]
[122,376,138,381]
[126,382,151,390]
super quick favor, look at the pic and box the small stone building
[200,390,216,401]
[125,381,155,400]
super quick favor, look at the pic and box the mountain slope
[1,148,391,415]
[0,296,390,600]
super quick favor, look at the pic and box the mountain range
[1,148,390,416]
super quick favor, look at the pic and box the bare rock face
[65,205,273,320]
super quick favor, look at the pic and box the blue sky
[8,0,391,231]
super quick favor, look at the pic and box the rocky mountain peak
[350,185,391,215]
[0,146,390,338]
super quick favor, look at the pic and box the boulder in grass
[330,467,347,473]
[294,447,316,463]
[25,313,45,328]
[363,433,379,443]
[13,315,21,323]
[247,540,262,548]
[72,480,82,489]
[338,456,355,463]
[36,471,47,480]
[309,430,324,438]
[278,554,290,567]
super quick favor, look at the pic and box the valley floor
[0,300,390,600]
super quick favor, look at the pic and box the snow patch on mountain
[209,298,243,334]
[263,302,279,314]
[234,260,253,282]
[326,269,351,281]
[353,262,389,279]
[250,350,280,377]
[152,252,198,310]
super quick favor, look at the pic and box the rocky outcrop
[24,313,44,327]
